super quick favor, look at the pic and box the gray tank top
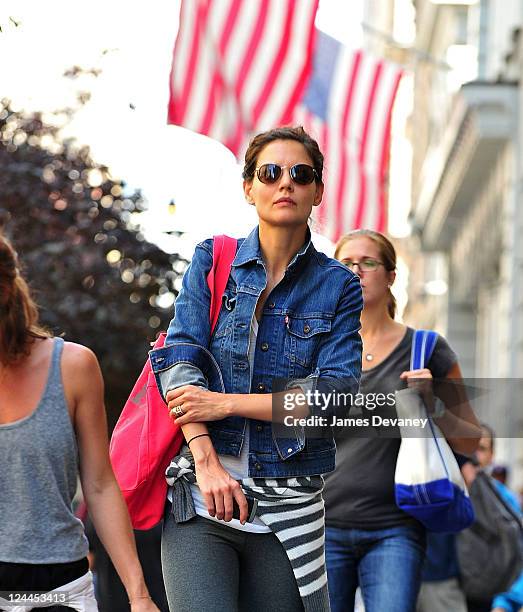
[0,337,89,563]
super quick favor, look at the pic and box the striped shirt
[166,453,329,612]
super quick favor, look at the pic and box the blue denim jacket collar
[232,225,314,272]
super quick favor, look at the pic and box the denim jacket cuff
[149,342,225,401]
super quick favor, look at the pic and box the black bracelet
[187,433,211,447]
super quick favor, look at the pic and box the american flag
[294,31,403,239]
[168,0,319,155]
[168,1,403,240]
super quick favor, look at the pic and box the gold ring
[172,405,185,417]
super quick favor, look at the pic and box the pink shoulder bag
[110,235,237,529]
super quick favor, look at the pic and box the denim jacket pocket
[284,315,332,368]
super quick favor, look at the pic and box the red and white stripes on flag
[168,3,403,240]
[168,0,319,156]
[294,32,403,239]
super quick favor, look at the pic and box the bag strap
[410,329,447,475]
[208,235,238,333]
[481,471,523,529]
[410,329,438,371]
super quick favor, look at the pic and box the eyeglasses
[341,258,384,272]
[255,163,318,185]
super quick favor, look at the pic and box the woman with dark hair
[151,126,363,612]
[323,229,481,612]
[0,234,159,612]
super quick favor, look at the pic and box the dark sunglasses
[255,163,318,185]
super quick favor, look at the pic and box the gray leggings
[161,514,304,612]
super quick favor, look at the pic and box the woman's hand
[192,444,249,524]
[399,367,433,384]
[402,362,481,454]
[166,385,231,425]
[399,368,435,411]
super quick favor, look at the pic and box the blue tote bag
[394,330,475,532]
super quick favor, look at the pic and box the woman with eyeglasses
[150,126,363,612]
[323,229,480,612]
[0,234,160,612]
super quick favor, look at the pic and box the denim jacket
[150,226,362,477]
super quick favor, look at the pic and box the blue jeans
[326,525,426,612]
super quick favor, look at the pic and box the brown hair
[0,234,51,366]
[334,229,397,319]
[242,126,324,183]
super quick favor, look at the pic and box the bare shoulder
[61,342,103,386]
[60,343,105,421]
[62,341,99,366]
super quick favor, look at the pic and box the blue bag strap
[410,330,449,479]
[410,330,438,370]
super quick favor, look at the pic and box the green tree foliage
[0,99,187,426]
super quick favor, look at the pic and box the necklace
[363,337,380,362]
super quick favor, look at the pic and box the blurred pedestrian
[323,229,481,612]
[416,456,471,612]
[417,532,467,612]
[476,424,520,509]
[153,126,363,612]
[0,234,159,612]
[463,424,523,612]
[491,465,508,485]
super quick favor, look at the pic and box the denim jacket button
[303,324,311,334]
[256,424,263,432]
[287,448,293,454]
[257,383,265,392]
[268,302,275,309]
[255,462,262,471]
[261,342,269,352]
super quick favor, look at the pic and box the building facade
[407,0,523,483]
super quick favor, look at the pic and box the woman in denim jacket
[150,127,363,612]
